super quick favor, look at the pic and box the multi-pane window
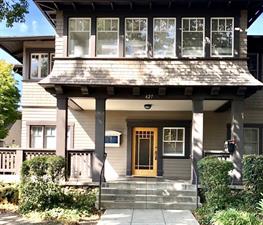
[30,53,49,79]
[97,18,119,57]
[182,18,205,57]
[153,18,176,58]
[30,126,71,149]
[68,18,91,57]
[125,18,148,57]
[244,128,259,155]
[163,128,185,156]
[211,18,234,56]
[50,53,55,71]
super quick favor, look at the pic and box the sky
[0,0,262,92]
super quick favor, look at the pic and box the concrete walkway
[97,209,200,225]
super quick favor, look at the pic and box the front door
[132,127,158,177]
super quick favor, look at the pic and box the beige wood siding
[55,11,66,57]
[245,90,263,110]
[21,83,56,107]
[163,159,191,180]
[240,10,247,58]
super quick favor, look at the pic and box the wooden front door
[132,127,158,177]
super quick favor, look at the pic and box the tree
[0,60,20,139]
[0,0,29,27]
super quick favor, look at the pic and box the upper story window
[163,127,185,156]
[68,18,91,57]
[30,53,49,79]
[211,18,234,57]
[125,18,148,57]
[182,18,205,57]
[153,18,176,58]
[96,18,119,57]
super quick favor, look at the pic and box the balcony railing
[204,150,230,161]
[0,148,94,181]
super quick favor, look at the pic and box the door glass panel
[135,130,154,170]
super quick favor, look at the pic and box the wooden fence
[0,148,94,180]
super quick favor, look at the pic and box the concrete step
[101,187,197,196]
[103,181,196,191]
[101,193,199,203]
[101,200,198,210]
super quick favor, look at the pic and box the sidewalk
[97,209,200,225]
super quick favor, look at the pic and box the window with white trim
[163,127,185,156]
[182,18,205,57]
[211,18,234,57]
[153,18,176,58]
[96,18,119,57]
[125,18,147,57]
[50,53,55,71]
[68,18,91,57]
[30,126,71,149]
[30,53,49,79]
[244,128,259,155]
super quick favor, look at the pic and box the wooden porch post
[56,96,68,158]
[230,98,244,183]
[92,97,106,182]
[191,99,204,184]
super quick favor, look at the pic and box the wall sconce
[144,104,152,110]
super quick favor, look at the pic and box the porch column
[92,97,106,182]
[230,99,244,183]
[191,99,204,184]
[56,96,68,158]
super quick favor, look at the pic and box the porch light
[144,104,152,110]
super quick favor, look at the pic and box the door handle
[155,150,157,160]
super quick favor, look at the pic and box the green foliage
[0,0,29,27]
[243,155,263,205]
[0,60,20,139]
[19,156,96,218]
[212,209,262,225]
[257,194,263,215]
[19,179,65,213]
[0,182,19,204]
[21,156,65,182]
[195,206,214,225]
[198,156,234,211]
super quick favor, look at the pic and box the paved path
[97,209,200,225]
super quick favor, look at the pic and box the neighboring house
[1,120,22,148]
[0,0,262,195]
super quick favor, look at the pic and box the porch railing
[204,150,230,161]
[0,148,94,181]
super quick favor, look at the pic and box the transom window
[125,18,148,57]
[68,18,91,57]
[30,126,71,149]
[153,18,176,58]
[244,128,259,155]
[96,18,119,57]
[163,127,185,156]
[211,18,234,57]
[30,53,49,79]
[182,18,205,57]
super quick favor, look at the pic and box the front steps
[99,179,200,210]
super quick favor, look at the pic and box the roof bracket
[211,87,220,95]
[237,87,247,96]
[81,86,89,95]
[55,85,63,94]
[132,87,140,96]
[107,87,115,95]
[158,87,166,96]
[184,87,193,96]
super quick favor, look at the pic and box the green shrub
[21,155,65,182]
[243,155,263,205]
[212,208,262,225]
[258,194,263,215]
[195,205,214,225]
[198,156,234,211]
[0,182,19,204]
[19,156,65,213]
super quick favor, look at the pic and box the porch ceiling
[69,98,227,111]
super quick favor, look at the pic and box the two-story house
[0,0,263,209]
